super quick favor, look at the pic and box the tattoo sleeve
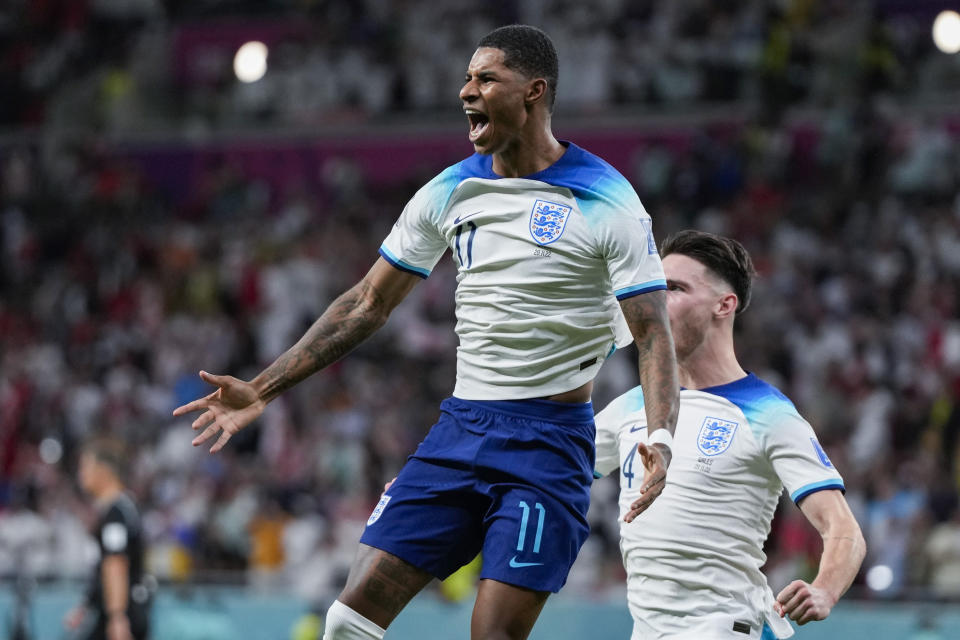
[252,279,390,402]
[619,290,680,434]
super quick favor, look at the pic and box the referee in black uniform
[65,438,151,640]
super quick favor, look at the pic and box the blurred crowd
[2,0,960,132]
[1,0,960,616]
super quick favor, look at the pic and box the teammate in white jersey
[595,230,865,639]
[174,25,679,640]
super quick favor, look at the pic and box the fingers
[624,478,665,520]
[637,472,666,498]
[192,422,222,448]
[624,443,668,522]
[623,492,659,522]
[191,416,237,453]
[778,587,806,619]
[776,581,828,624]
[209,429,234,454]
[174,371,251,454]
[199,370,232,387]
[636,443,667,494]
[173,397,208,417]
[790,599,818,625]
[637,441,654,466]
[172,371,228,417]
[190,410,216,431]
[776,580,804,607]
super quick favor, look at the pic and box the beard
[671,315,709,363]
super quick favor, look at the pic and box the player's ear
[525,78,548,107]
[714,292,738,320]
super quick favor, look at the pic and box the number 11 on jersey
[455,222,478,268]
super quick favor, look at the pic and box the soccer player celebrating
[174,24,679,640]
[595,230,865,639]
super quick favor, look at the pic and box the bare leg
[471,579,549,640]
[336,543,434,629]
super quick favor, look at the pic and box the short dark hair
[82,437,129,481]
[478,24,558,109]
[661,230,756,314]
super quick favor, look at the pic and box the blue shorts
[359,396,595,593]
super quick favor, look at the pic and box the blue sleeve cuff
[790,480,845,505]
[378,247,430,279]
[615,280,667,300]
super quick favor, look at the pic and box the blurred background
[2,0,960,638]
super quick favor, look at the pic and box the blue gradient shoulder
[537,144,643,220]
[598,385,646,423]
[416,162,469,220]
[699,374,803,431]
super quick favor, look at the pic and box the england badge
[697,417,739,456]
[529,199,572,245]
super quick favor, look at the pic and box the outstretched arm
[174,258,421,452]
[619,289,680,521]
[253,258,419,402]
[775,489,866,624]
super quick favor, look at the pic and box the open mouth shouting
[465,108,490,144]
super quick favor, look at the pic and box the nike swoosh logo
[509,556,544,568]
[629,425,647,433]
[453,210,483,224]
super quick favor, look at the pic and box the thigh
[479,484,590,593]
[360,404,490,579]
[337,543,434,629]
[471,578,549,640]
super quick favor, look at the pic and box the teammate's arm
[774,489,866,624]
[102,554,132,640]
[619,289,679,522]
[175,258,421,452]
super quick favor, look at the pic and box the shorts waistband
[446,396,594,424]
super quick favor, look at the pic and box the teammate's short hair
[82,437,129,482]
[661,230,756,314]
[478,25,558,110]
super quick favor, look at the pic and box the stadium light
[865,564,894,592]
[932,10,960,54]
[39,437,63,465]
[234,41,268,83]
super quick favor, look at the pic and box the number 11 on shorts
[516,501,545,554]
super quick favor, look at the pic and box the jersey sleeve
[582,176,666,301]
[759,408,846,505]
[594,402,622,478]
[100,506,130,556]
[379,164,461,278]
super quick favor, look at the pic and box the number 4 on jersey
[622,446,637,488]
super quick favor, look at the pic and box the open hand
[624,442,671,522]
[172,371,265,453]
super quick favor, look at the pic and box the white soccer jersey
[595,374,845,640]
[380,143,666,400]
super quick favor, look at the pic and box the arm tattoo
[620,291,680,434]
[255,279,388,402]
